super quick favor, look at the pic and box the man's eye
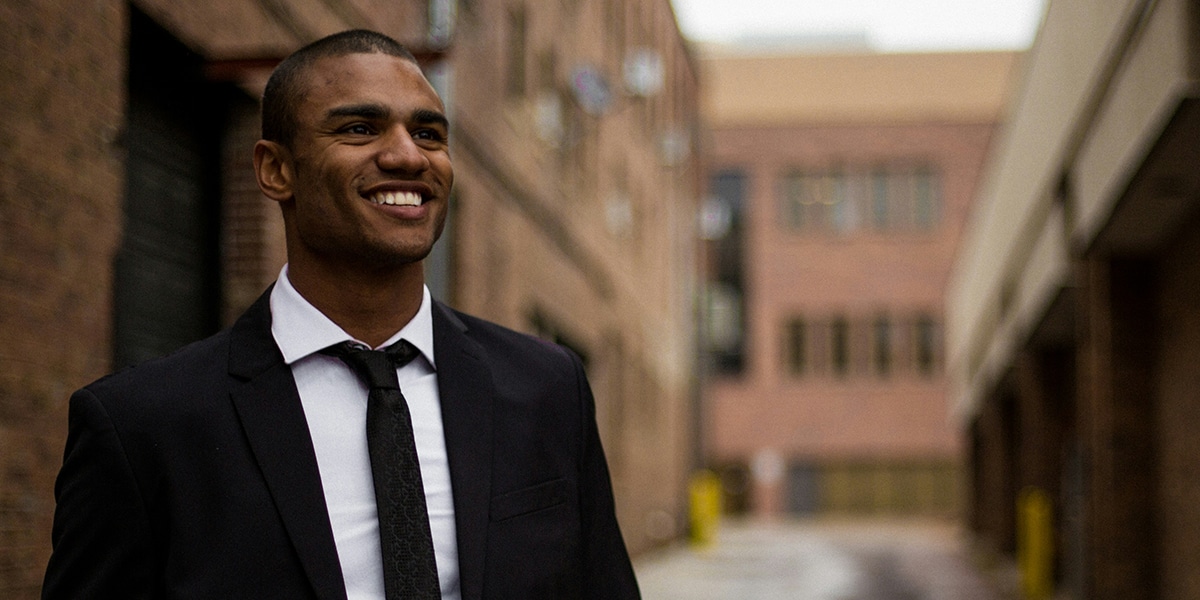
[413,129,446,142]
[344,124,373,135]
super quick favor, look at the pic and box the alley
[635,519,1014,600]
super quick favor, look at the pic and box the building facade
[700,48,1017,517]
[446,0,702,556]
[0,0,700,596]
[947,0,1200,598]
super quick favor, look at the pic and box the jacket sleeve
[570,354,641,599]
[42,388,156,599]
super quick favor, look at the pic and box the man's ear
[254,140,294,202]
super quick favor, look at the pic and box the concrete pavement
[634,518,1015,600]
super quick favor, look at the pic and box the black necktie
[324,340,441,599]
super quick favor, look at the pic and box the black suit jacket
[43,291,640,599]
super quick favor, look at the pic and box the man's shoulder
[87,289,276,399]
[84,328,234,401]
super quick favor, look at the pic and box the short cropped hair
[261,29,418,146]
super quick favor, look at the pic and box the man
[43,30,640,599]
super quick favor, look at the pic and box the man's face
[279,52,453,272]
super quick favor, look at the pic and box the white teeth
[370,191,422,206]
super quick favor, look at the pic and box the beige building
[0,0,699,595]
[447,0,702,555]
[947,0,1200,597]
[699,47,1018,517]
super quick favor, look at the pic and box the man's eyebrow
[324,103,390,121]
[322,104,449,130]
[412,108,449,129]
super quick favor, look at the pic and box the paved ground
[634,518,1015,600]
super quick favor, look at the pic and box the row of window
[718,460,959,517]
[783,314,941,378]
[779,167,941,233]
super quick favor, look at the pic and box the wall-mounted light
[623,48,663,97]
[571,64,613,115]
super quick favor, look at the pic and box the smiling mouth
[368,191,423,206]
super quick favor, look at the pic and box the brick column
[1014,348,1071,590]
[1077,256,1157,600]
[974,387,1017,554]
[1014,347,1070,505]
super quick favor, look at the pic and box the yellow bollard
[1017,486,1053,599]
[688,470,722,548]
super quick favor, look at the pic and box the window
[913,168,940,229]
[830,173,857,232]
[780,171,854,233]
[605,0,625,65]
[785,165,941,232]
[885,170,914,227]
[780,172,805,228]
[873,315,892,376]
[773,313,947,380]
[785,318,806,376]
[915,315,938,376]
[706,170,747,376]
[831,316,849,377]
[871,170,889,228]
[505,7,527,98]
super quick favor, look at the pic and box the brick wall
[0,1,126,596]
[221,102,287,325]
[705,117,996,515]
[972,386,1017,554]
[448,0,701,552]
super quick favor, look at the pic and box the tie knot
[323,340,420,390]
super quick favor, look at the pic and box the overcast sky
[670,0,1049,51]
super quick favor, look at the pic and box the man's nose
[376,128,429,173]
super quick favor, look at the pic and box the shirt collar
[269,264,436,369]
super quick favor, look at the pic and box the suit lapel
[432,302,495,600]
[228,290,348,600]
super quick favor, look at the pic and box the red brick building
[699,48,1018,517]
[0,1,700,596]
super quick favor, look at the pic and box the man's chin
[360,243,436,269]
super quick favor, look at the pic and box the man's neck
[286,259,425,348]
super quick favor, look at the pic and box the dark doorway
[113,8,233,367]
[786,462,820,515]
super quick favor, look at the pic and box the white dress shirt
[269,265,460,600]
